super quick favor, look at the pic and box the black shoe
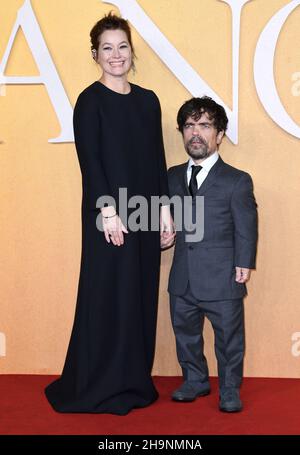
[172,381,211,402]
[219,387,242,412]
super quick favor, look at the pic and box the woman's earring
[92,49,97,61]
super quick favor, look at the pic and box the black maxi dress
[45,81,169,415]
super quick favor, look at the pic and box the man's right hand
[161,231,176,249]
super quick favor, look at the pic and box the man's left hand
[235,267,251,283]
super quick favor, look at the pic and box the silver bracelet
[102,213,117,219]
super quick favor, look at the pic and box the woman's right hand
[101,206,128,246]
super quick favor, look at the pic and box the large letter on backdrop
[0,0,73,143]
[254,0,300,138]
[103,0,253,144]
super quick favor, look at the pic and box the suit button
[188,245,194,250]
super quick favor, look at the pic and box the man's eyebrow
[185,121,213,125]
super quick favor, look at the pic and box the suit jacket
[168,156,258,300]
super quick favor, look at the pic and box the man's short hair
[177,96,228,134]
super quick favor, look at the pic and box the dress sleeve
[73,90,111,209]
[151,92,170,199]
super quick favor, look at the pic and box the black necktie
[189,165,202,198]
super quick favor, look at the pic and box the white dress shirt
[187,151,219,190]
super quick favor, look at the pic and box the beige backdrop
[1,0,300,377]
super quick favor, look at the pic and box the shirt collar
[187,151,219,172]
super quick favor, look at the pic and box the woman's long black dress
[44,81,169,415]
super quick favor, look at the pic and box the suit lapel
[198,156,224,196]
[179,161,190,196]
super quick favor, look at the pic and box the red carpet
[0,376,299,434]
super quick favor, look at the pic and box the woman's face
[96,29,132,78]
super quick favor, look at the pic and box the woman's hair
[90,12,136,65]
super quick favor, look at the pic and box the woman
[45,13,174,415]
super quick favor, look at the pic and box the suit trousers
[170,282,245,389]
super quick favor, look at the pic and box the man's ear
[216,130,225,145]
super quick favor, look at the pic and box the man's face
[182,112,224,161]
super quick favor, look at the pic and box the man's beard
[185,137,211,160]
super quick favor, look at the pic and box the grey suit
[168,156,258,388]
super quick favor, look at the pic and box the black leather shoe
[172,381,211,402]
[219,387,242,412]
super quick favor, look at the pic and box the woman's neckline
[95,80,132,96]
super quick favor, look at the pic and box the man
[165,96,258,412]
